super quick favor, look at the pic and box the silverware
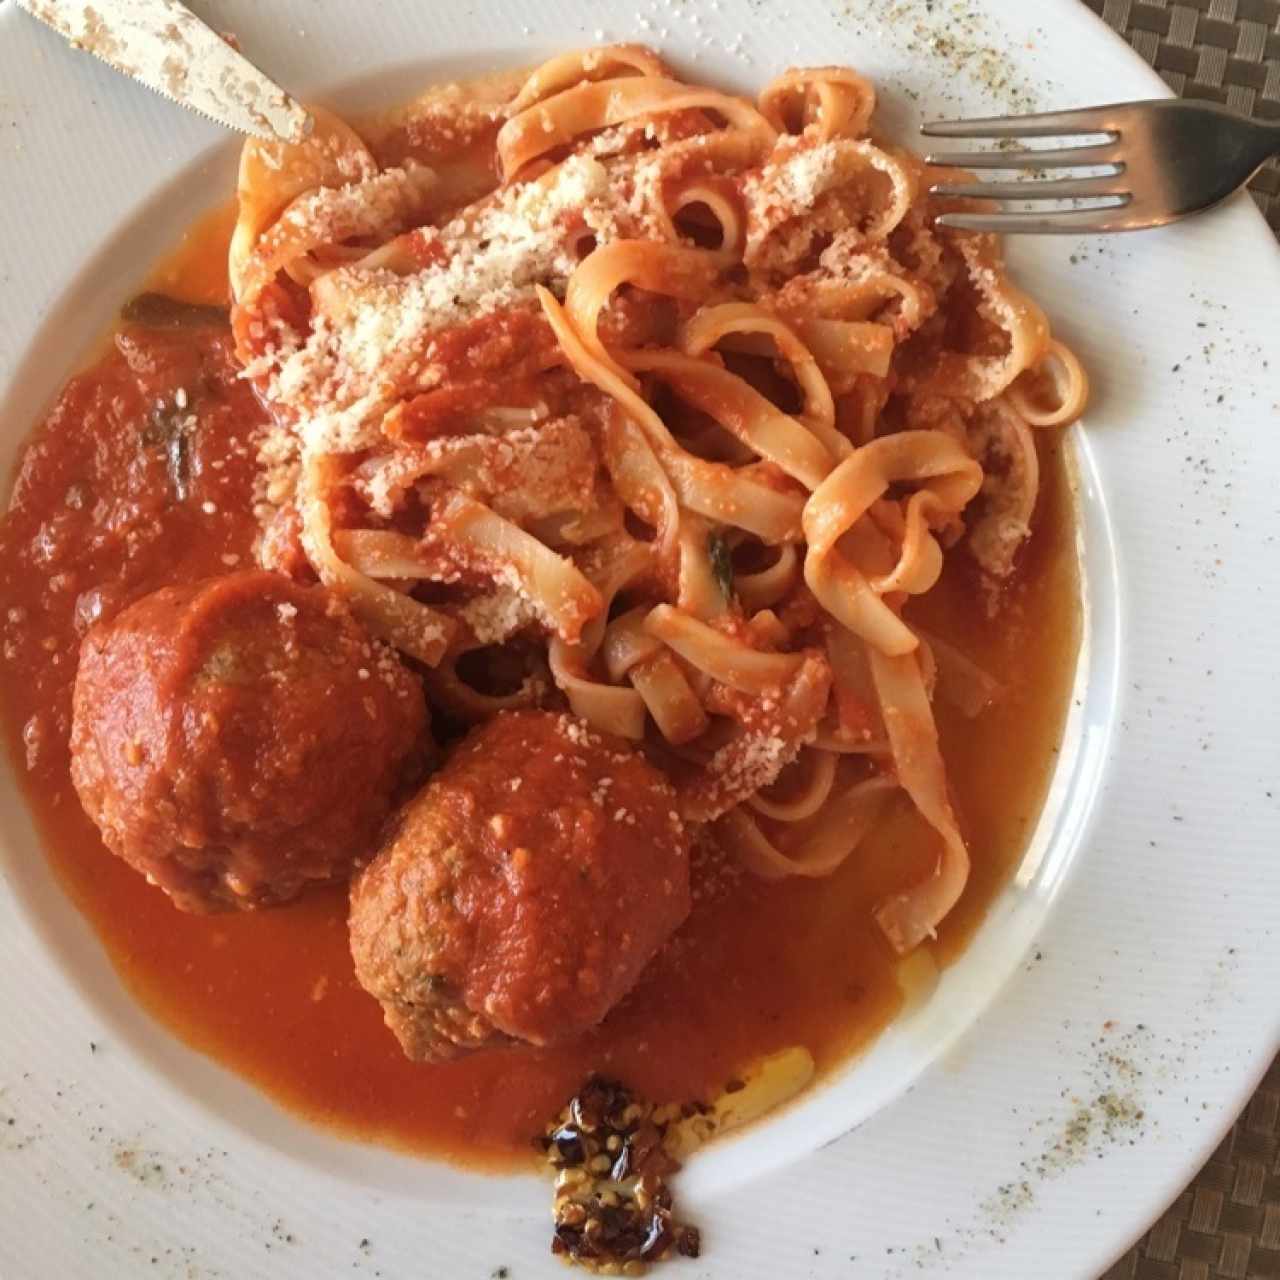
[16,0,311,143]
[922,99,1280,234]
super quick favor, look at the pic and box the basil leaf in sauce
[121,292,230,329]
[707,531,734,600]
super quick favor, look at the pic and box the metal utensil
[16,0,311,143]
[922,98,1280,234]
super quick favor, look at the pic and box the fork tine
[924,141,1123,170]
[930,172,1128,202]
[921,107,1118,139]
[935,203,1137,235]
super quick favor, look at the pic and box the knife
[15,0,312,143]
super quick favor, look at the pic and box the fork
[921,99,1280,234]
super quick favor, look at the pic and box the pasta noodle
[229,46,1087,955]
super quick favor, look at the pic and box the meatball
[70,570,426,912]
[349,711,691,1062]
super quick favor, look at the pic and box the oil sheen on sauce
[0,177,1080,1176]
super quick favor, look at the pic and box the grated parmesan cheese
[458,587,538,646]
[745,140,842,224]
[258,152,656,458]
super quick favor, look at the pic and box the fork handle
[1248,115,1280,154]
[1242,117,1280,179]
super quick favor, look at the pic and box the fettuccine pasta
[230,46,1087,955]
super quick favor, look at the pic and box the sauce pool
[0,206,1080,1171]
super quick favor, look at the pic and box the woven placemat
[1082,0,1280,234]
[1101,1056,1280,1279]
[1081,6,1280,1274]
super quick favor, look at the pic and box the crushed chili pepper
[541,1077,702,1273]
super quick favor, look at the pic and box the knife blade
[16,0,312,143]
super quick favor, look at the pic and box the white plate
[1,1,1278,1276]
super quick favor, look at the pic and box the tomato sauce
[0,209,1079,1171]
